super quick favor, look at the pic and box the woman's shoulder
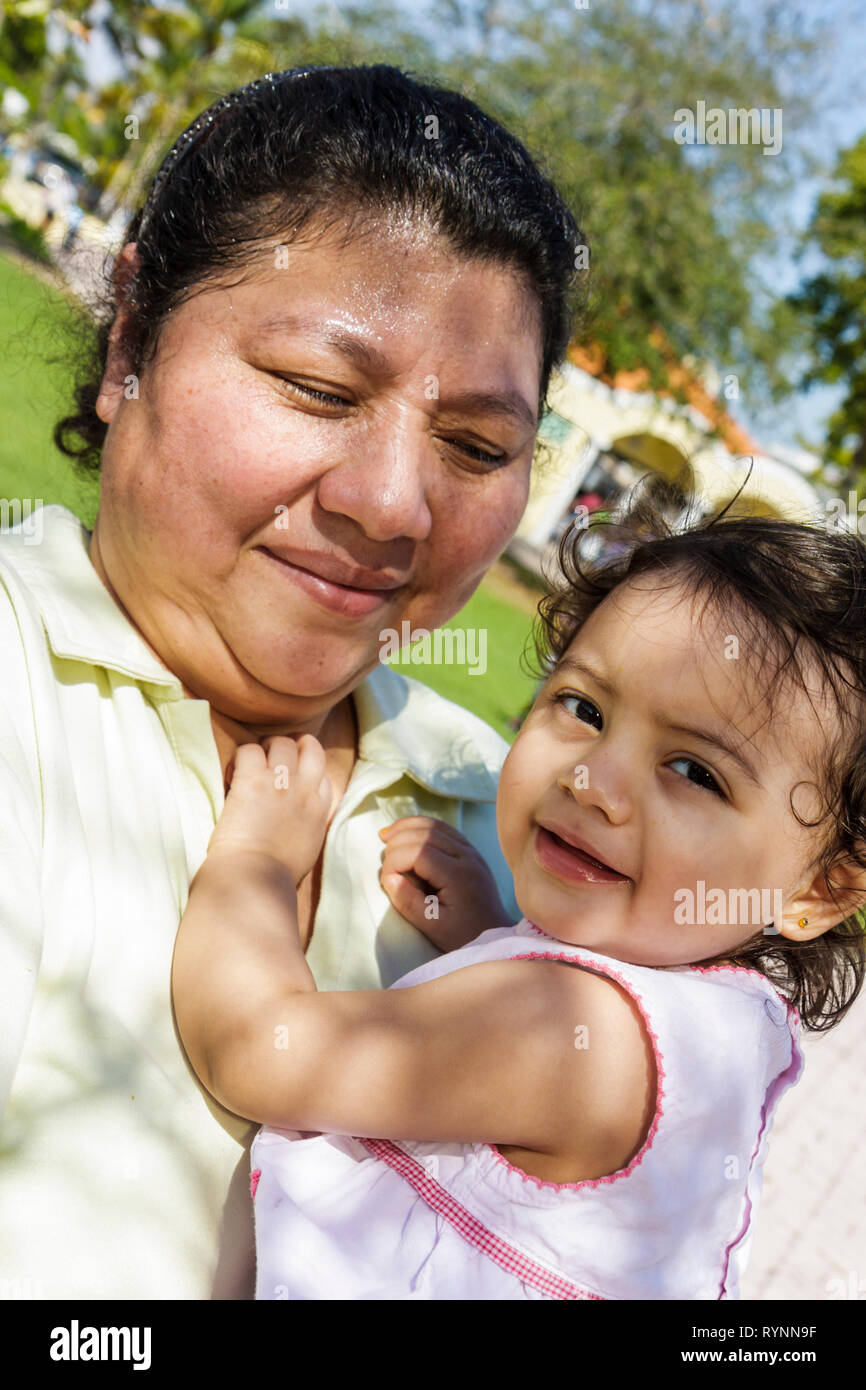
[0,504,88,622]
[0,502,86,562]
[0,508,62,694]
[356,662,511,790]
[0,514,53,826]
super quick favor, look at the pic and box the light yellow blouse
[0,504,517,1299]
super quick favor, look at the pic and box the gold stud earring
[798,917,809,928]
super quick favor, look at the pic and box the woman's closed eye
[273,375,508,469]
[274,376,351,408]
[439,436,508,468]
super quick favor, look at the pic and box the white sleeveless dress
[250,918,803,1300]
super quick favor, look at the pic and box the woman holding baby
[0,63,584,1298]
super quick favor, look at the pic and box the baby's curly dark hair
[528,470,866,1033]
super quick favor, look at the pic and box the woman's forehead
[196,215,541,332]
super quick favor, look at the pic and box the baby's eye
[555,692,603,731]
[668,756,725,799]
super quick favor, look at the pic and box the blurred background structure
[1,0,864,1302]
[509,349,823,581]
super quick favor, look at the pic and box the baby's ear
[778,854,866,943]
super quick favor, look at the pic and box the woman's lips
[533,825,630,886]
[258,547,399,618]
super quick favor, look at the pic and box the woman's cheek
[178,376,312,504]
[395,517,511,632]
[435,468,530,579]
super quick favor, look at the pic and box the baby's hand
[378,816,514,952]
[207,734,332,884]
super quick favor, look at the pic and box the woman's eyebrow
[255,311,537,430]
[554,657,762,785]
[440,388,537,431]
[257,311,391,374]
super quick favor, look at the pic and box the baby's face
[497,577,834,966]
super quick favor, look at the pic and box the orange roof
[567,335,760,457]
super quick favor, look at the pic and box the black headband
[136,66,336,243]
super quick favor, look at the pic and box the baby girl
[172,503,866,1298]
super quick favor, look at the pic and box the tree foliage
[422,0,831,407]
[791,134,866,475]
[6,0,840,422]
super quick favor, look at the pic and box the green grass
[385,586,541,741]
[0,248,538,739]
[0,249,99,525]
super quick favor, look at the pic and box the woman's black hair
[54,63,587,474]
[531,470,866,1033]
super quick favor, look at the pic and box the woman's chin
[180,642,373,718]
[249,648,379,705]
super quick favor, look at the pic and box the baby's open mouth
[534,825,630,885]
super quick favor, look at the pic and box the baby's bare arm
[172,847,316,1099]
[172,734,330,1102]
[172,737,651,1159]
[177,899,649,1162]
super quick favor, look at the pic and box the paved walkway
[741,993,866,1300]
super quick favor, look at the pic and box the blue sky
[71,0,866,456]
[745,0,866,452]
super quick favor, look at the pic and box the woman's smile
[255,545,404,619]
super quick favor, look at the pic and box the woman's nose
[314,417,434,544]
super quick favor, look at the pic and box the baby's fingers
[295,733,327,780]
[378,818,465,860]
[380,838,461,895]
[260,734,325,788]
[316,773,334,819]
[255,735,297,786]
[225,740,269,791]
[380,868,437,931]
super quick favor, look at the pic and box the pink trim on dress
[357,1136,603,1300]
[483,948,666,1193]
[526,922,799,1029]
